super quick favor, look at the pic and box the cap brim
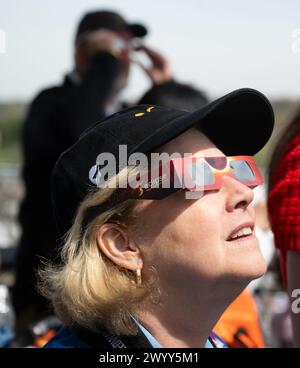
[198,88,274,155]
[134,88,274,157]
[127,23,148,38]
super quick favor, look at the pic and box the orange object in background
[214,289,265,348]
[34,329,57,348]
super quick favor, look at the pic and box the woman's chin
[245,256,267,280]
[235,256,266,282]
[224,236,267,281]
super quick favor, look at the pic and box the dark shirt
[12,52,120,316]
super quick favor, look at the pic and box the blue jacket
[45,324,227,348]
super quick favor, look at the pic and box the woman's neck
[136,282,245,348]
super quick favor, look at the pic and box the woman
[40,88,274,348]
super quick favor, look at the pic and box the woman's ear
[96,223,143,271]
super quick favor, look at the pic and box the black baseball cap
[52,88,274,236]
[75,10,147,43]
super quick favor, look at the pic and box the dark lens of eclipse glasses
[229,160,255,182]
[188,158,255,187]
[188,161,215,186]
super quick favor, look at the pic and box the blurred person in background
[12,9,172,338]
[138,81,266,348]
[268,108,300,347]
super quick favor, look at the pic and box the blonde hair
[38,167,160,336]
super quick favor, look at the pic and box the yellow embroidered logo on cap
[138,187,144,196]
[135,106,155,117]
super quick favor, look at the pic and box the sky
[1,0,300,102]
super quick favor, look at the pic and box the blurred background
[2,0,300,165]
[1,0,300,347]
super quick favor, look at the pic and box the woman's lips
[226,233,255,242]
[226,222,255,241]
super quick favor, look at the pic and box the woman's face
[132,128,266,295]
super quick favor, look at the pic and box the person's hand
[83,29,124,59]
[133,45,173,85]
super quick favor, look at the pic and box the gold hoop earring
[135,268,142,286]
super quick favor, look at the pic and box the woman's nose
[221,175,254,212]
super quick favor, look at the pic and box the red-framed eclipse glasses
[83,156,263,229]
[127,155,263,199]
[179,155,262,192]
